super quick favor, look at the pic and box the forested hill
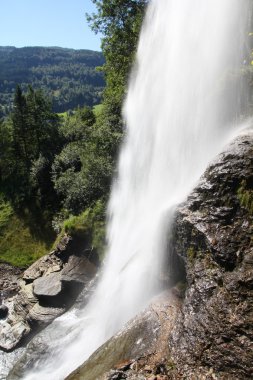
[0,46,105,117]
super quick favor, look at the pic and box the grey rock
[28,303,65,324]
[33,272,62,298]
[23,254,63,282]
[61,255,97,284]
[169,130,253,379]
[0,321,30,351]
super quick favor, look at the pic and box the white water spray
[21,1,250,379]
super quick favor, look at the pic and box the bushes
[63,200,107,260]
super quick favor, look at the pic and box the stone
[0,263,22,300]
[23,255,63,282]
[28,303,65,324]
[0,321,30,351]
[61,255,97,284]
[33,273,62,298]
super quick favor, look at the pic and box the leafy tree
[52,106,113,214]
[87,0,148,130]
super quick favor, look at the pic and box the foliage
[0,195,13,231]
[0,1,147,267]
[52,107,114,214]
[0,46,105,117]
[0,85,62,212]
[87,0,147,130]
[63,200,107,259]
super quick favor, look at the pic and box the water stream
[12,0,250,379]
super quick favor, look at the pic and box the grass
[0,196,55,267]
[0,195,106,268]
[93,104,104,118]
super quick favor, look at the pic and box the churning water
[19,0,250,379]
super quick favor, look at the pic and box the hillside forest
[0,46,105,118]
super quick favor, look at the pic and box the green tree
[87,0,147,130]
[52,106,113,214]
[2,86,62,210]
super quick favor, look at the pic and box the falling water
[17,0,250,379]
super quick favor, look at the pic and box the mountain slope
[0,46,105,116]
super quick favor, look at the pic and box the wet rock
[107,371,127,379]
[66,291,180,380]
[170,130,253,379]
[0,347,25,380]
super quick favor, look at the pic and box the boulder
[61,255,97,284]
[33,273,62,298]
[28,303,65,324]
[0,321,30,351]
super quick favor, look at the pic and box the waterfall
[21,1,250,379]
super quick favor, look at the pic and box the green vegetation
[93,104,104,117]
[63,200,106,260]
[87,0,147,130]
[0,196,54,267]
[0,196,13,231]
[0,1,147,267]
[0,46,105,117]
[237,180,253,215]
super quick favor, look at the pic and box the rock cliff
[169,130,253,379]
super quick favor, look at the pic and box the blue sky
[0,0,102,50]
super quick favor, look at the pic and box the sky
[0,0,102,51]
